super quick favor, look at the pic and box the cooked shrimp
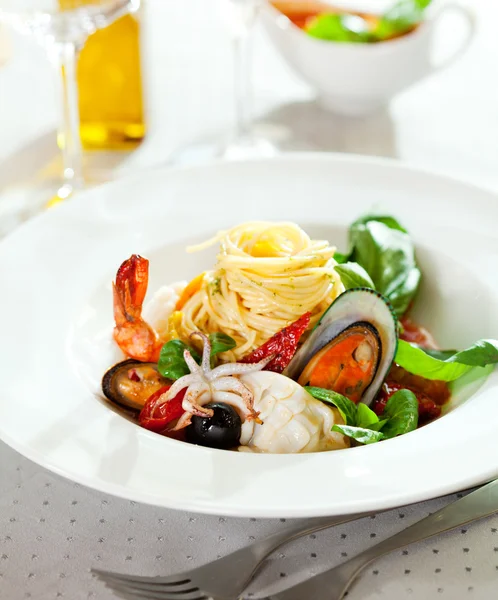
[113,255,162,362]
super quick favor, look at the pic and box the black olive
[186,403,242,450]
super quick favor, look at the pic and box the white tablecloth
[1,1,498,599]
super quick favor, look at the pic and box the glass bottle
[60,0,145,150]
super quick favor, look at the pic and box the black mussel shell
[102,359,169,412]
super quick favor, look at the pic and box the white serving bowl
[260,2,475,116]
[1,155,498,517]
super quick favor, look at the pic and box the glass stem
[232,24,254,140]
[47,41,84,192]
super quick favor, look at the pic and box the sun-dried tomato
[241,312,311,373]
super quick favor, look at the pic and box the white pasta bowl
[0,154,497,517]
[260,2,475,116]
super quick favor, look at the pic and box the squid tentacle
[190,331,211,373]
[208,355,272,380]
[161,330,268,426]
[212,378,260,421]
[183,382,214,417]
[171,411,192,431]
[152,374,198,411]
[184,350,202,374]
[212,391,251,418]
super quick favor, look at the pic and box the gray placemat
[1,441,497,599]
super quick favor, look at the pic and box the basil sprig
[395,339,498,382]
[305,0,432,44]
[158,340,200,381]
[337,214,420,316]
[376,0,431,40]
[306,386,418,444]
[380,389,419,438]
[334,262,375,291]
[306,14,375,43]
[208,333,237,357]
[331,425,384,445]
[306,387,358,426]
[158,333,236,380]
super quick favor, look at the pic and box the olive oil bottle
[59,1,146,150]
[78,13,145,149]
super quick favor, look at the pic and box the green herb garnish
[209,333,237,357]
[334,262,376,291]
[341,214,421,316]
[306,386,418,445]
[331,424,385,444]
[158,339,201,381]
[395,339,498,382]
[379,389,419,438]
[306,14,374,43]
[158,333,237,380]
[304,0,432,44]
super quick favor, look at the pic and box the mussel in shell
[102,359,169,411]
[286,288,398,406]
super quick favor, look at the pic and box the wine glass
[172,0,277,165]
[0,0,139,213]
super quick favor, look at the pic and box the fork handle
[245,512,366,564]
[279,479,498,600]
[210,512,367,598]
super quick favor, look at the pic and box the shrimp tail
[112,255,161,362]
[115,254,149,320]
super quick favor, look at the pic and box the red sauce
[270,0,417,40]
[400,316,438,349]
[271,0,327,28]
[372,319,451,426]
[270,0,382,30]
[373,379,445,426]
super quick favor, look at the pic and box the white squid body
[142,282,187,339]
[231,372,350,454]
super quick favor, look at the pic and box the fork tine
[92,568,191,586]
[101,580,210,600]
[100,579,203,600]
[100,575,202,595]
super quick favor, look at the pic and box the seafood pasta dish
[102,217,498,453]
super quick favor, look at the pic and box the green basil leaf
[349,216,421,316]
[332,424,385,444]
[395,340,471,381]
[209,333,236,357]
[356,402,379,428]
[368,419,389,432]
[305,387,357,426]
[449,339,498,367]
[305,13,374,43]
[157,340,200,381]
[419,347,458,361]
[380,389,419,439]
[396,338,498,382]
[375,16,417,40]
[333,251,349,264]
[351,214,408,233]
[335,262,376,291]
[375,0,430,40]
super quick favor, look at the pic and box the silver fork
[260,479,498,600]
[92,513,366,600]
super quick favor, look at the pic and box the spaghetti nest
[178,222,345,360]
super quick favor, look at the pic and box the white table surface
[1,1,498,599]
